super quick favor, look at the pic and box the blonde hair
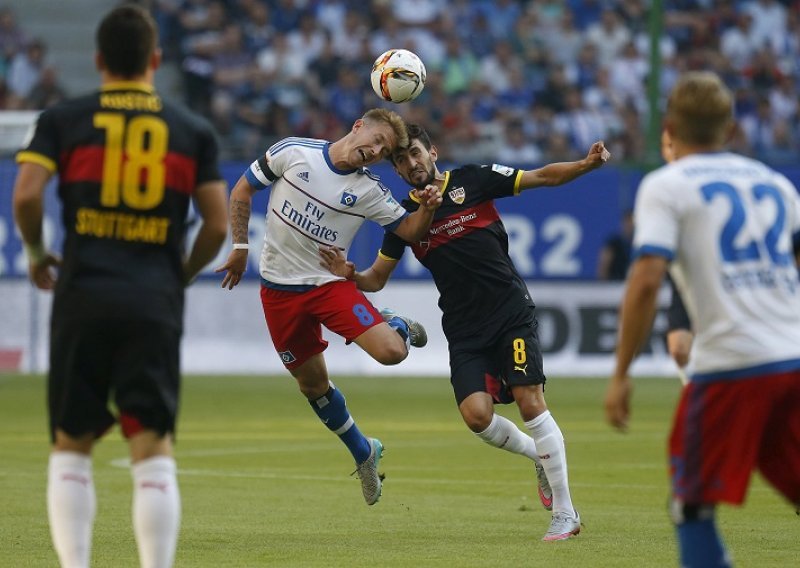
[666,72,733,147]
[362,108,409,150]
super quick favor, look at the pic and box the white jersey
[244,137,407,286]
[634,152,800,381]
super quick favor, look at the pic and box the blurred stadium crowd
[2,0,800,165]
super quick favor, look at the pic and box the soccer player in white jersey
[605,72,800,567]
[216,108,442,505]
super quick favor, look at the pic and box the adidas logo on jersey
[297,171,309,182]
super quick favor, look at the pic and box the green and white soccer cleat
[380,308,428,348]
[542,510,581,541]
[354,438,384,505]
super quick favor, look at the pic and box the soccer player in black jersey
[320,123,609,541]
[12,5,227,567]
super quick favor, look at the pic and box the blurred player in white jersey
[605,72,800,567]
[216,108,441,506]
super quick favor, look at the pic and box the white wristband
[232,243,249,250]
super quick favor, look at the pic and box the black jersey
[381,164,535,345]
[667,277,692,332]
[17,81,221,326]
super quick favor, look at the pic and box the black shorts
[449,320,546,405]
[48,316,181,442]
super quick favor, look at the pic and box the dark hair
[389,122,432,165]
[405,123,432,150]
[96,4,157,78]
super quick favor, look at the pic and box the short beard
[407,166,435,189]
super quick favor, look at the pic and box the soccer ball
[370,49,427,103]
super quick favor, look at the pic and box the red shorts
[260,280,384,369]
[669,370,800,506]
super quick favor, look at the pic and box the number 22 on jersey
[702,181,793,267]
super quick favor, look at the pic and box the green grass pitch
[1,374,797,567]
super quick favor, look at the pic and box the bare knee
[297,382,326,399]
[129,430,173,463]
[459,394,495,433]
[512,384,548,421]
[52,430,94,455]
[290,354,331,399]
[371,342,408,365]
[353,324,408,365]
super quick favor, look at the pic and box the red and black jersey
[17,81,221,326]
[381,164,536,346]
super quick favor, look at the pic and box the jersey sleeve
[359,179,408,231]
[632,171,678,261]
[243,138,294,190]
[380,229,408,261]
[472,163,523,199]
[16,108,58,172]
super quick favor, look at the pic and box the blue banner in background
[213,161,639,281]
[340,163,633,280]
[3,159,799,280]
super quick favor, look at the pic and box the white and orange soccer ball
[370,49,427,104]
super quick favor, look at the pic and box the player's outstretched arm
[184,179,228,285]
[319,246,398,293]
[216,175,257,290]
[604,254,667,431]
[518,141,610,191]
[392,184,442,242]
[12,162,60,290]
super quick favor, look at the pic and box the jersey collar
[100,81,155,93]
[323,142,357,175]
[408,171,450,203]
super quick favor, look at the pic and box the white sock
[524,410,575,515]
[48,452,95,568]
[132,456,181,568]
[475,413,540,462]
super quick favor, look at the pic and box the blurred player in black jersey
[12,5,227,567]
[659,129,694,383]
[320,123,609,541]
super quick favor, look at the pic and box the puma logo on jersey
[297,171,309,182]
[514,364,528,376]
